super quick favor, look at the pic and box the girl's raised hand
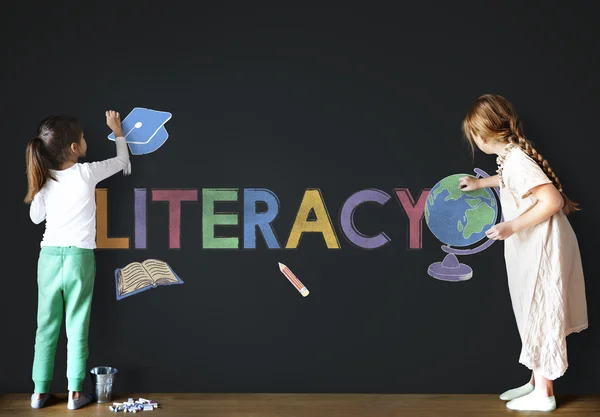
[458,176,479,192]
[106,110,124,137]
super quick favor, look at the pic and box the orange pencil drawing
[278,262,309,297]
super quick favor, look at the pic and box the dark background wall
[2,1,598,395]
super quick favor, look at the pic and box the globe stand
[427,253,473,281]
[427,168,503,282]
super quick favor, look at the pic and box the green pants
[32,246,95,393]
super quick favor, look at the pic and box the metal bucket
[89,366,118,403]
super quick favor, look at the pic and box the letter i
[135,188,147,249]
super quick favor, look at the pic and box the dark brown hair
[462,94,579,215]
[25,115,83,203]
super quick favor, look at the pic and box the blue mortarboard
[108,107,172,155]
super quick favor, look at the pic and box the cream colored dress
[497,143,588,380]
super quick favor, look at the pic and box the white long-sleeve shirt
[30,137,130,249]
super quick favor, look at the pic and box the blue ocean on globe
[425,173,498,247]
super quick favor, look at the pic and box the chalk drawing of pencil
[278,262,309,297]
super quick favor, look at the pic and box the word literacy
[95,187,431,250]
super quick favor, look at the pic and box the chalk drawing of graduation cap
[108,107,172,155]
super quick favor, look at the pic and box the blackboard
[3,1,598,395]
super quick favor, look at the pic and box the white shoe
[67,393,94,410]
[499,382,535,400]
[506,389,556,412]
[31,393,51,409]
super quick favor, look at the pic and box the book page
[119,262,154,295]
[141,259,180,284]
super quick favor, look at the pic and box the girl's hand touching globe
[458,175,479,192]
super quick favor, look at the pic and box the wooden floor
[1,393,599,416]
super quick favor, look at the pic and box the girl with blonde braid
[459,94,588,412]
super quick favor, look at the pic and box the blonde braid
[508,117,579,215]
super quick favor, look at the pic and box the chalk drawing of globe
[424,170,502,282]
[425,173,497,247]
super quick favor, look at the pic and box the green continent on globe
[425,174,496,240]
[461,198,496,238]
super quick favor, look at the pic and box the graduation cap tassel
[123,160,131,176]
